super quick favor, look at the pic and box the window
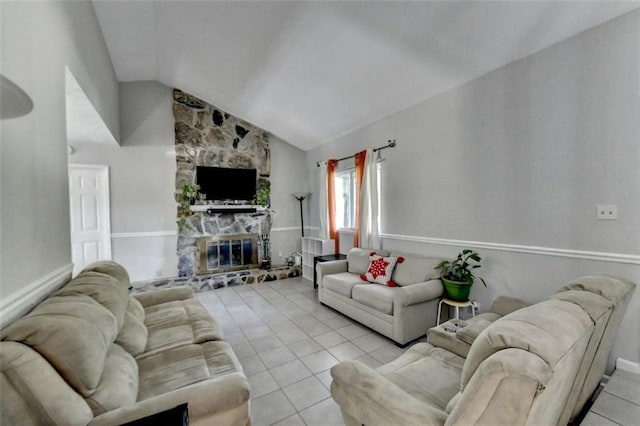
[333,164,381,230]
[334,169,356,229]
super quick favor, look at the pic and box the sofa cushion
[80,261,131,290]
[461,299,592,388]
[137,341,246,400]
[0,342,94,426]
[390,253,442,286]
[115,298,149,357]
[377,343,465,411]
[86,344,138,416]
[347,248,390,275]
[55,271,128,329]
[352,284,395,315]
[455,313,501,346]
[1,295,118,397]
[323,272,365,298]
[140,298,223,358]
[558,275,635,304]
[127,296,145,322]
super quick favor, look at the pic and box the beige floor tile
[282,376,331,411]
[369,344,404,363]
[248,370,280,398]
[300,350,340,373]
[354,354,383,369]
[272,414,306,426]
[250,334,285,352]
[232,341,257,360]
[591,391,640,425]
[259,346,297,369]
[288,338,323,358]
[313,330,348,349]
[322,316,353,330]
[351,332,389,352]
[335,323,370,340]
[299,397,344,426]
[269,359,312,387]
[328,341,365,361]
[250,390,296,426]
[239,354,267,376]
[315,370,333,389]
[276,327,309,344]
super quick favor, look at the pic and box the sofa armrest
[489,295,529,317]
[331,360,448,426]
[133,286,195,308]
[395,280,443,307]
[89,372,249,426]
[316,260,348,286]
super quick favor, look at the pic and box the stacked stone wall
[173,89,272,276]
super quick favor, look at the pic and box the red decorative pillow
[360,255,405,287]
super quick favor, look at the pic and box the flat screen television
[196,166,257,202]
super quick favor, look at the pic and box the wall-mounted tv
[196,166,257,202]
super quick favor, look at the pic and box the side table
[313,254,347,289]
[436,298,476,326]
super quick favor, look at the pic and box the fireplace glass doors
[198,234,258,274]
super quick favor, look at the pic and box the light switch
[597,205,617,220]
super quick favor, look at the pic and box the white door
[68,165,112,274]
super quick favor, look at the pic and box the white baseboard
[111,230,177,238]
[616,358,640,374]
[0,264,73,327]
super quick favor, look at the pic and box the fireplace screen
[199,234,258,274]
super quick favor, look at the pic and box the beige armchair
[330,275,635,426]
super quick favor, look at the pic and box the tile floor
[581,369,640,426]
[196,276,423,426]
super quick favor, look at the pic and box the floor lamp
[293,193,308,237]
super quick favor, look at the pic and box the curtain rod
[316,139,396,167]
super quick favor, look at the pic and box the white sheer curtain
[318,165,329,239]
[358,149,380,249]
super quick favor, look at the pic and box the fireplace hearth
[198,234,258,274]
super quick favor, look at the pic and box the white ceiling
[93,1,639,151]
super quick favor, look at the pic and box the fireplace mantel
[189,205,267,214]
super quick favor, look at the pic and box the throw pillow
[360,253,405,287]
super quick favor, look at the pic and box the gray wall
[269,135,309,261]
[70,81,177,281]
[306,10,640,368]
[1,1,119,298]
[71,82,308,280]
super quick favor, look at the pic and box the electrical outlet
[597,205,617,220]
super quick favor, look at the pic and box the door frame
[68,164,112,270]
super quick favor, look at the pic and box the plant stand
[436,298,475,326]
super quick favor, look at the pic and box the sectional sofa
[0,261,251,426]
[330,275,635,426]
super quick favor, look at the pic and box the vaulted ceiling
[93,1,639,151]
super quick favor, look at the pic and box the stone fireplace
[173,88,272,277]
[198,234,258,274]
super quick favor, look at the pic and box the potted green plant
[177,183,201,231]
[254,180,270,208]
[435,249,487,301]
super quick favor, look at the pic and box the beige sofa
[330,275,635,426]
[1,261,251,426]
[317,248,444,345]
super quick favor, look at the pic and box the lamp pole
[293,193,307,237]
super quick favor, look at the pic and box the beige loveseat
[330,275,635,426]
[1,261,251,426]
[317,248,444,345]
